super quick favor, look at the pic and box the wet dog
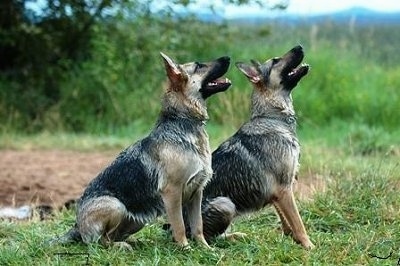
[200,45,314,249]
[50,53,231,249]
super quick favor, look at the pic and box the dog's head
[160,53,231,120]
[235,45,309,116]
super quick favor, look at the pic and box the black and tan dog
[198,45,315,249]
[51,53,231,249]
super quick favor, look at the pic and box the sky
[203,0,400,18]
[26,0,400,19]
[284,0,400,14]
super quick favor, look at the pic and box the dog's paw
[296,236,315,250]
[204,244,215,252]
[178,244,192,251]
[174,238,191,251]
[302,240,315,250]
[199,239,212,250]
[113,241,133,251]
[223,232,247,241]
[193,234,212,249]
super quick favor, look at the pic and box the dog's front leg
[274,187,315,249]
[273,202,292,235]
[186,188,210,248]
[161,183,189,248]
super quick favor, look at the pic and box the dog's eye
[272,58,281,64]
[194,62,207,72]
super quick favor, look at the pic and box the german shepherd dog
[198,45,315,249]
[51,53,231,249]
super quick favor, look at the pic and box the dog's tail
[202,196,236,240]
[47,224,82,245]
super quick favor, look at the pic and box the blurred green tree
[0,0,286,132]
[0,0,281,74]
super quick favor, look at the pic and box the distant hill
[298,7,400,25]
[202,7,400,25]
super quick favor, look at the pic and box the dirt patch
[0,150,116,207]
[295,174,328,202]
[0,150,326,208]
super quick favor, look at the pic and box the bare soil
[0,150,325,208]
[0,150,116,207]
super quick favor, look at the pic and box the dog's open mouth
[287,63,310,81]
[200,56,232,99]
[201,77,231,99]
[205,77,231,92]
[282,46,310,87]
[200,77,231,99]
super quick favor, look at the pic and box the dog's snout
[291,45,303,53]
[217,56,230,64]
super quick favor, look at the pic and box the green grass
[1,125,399,265]
[0,122,236,151]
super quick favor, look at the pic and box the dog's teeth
[208,78,230,87]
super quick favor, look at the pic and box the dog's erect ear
[160,52,185,87]
[235,62,261,84]
[250,60,262,72]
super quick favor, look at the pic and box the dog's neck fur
[157,110,206,127]
[161,92,209,122]
[251,114,297,134]
[157,107,211,160]
[249,91,297,131]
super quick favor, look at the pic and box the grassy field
[0,127,399,265]
[1,13,400,265]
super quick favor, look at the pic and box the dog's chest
[182,168,209,202]
[158,129,212,197]
[269,129,300,182]
[194,130,211,161]
[183,131,212,186]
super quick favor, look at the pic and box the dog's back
[79,131,167,226]
[205,116,299,213]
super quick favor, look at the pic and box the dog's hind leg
[108,216,145,251]
[108,217,144,241]
[161,183,189,248]
[202,197,241,241]
[77,196,133,249]
[273,187,315,249]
